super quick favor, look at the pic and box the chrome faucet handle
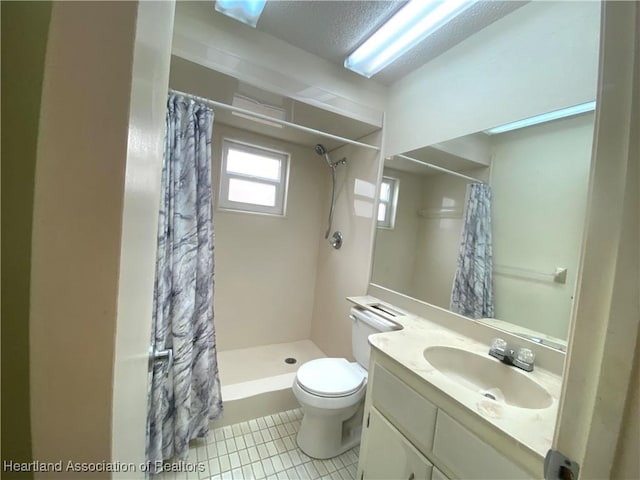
[490,337,508,354]
[489,337,509,361]
[514,347,535,372]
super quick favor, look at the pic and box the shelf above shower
[169,57,382,152]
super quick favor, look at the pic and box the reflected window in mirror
[377,176,399,229]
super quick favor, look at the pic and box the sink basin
[423,346,553,410]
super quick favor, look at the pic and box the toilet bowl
[292,308,397,459]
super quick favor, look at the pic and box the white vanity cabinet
[357,356,535,480]
[360,409,434,480]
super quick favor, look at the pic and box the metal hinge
[366,413,370,428]
[544,449,580,480]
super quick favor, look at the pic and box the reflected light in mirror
[485,101,596,135]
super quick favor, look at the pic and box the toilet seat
[296,358,366,398]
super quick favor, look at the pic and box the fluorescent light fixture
[214,0,267,28]
[484,101,596,135]
[344,0,476,78]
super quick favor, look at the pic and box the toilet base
[296,401,364,459]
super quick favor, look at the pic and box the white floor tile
[251,461,265,480]
[218,454,231,473]
[270,454,284,473]
[228,452,241,470]
[238,448,251,465]
[261,458,276,477]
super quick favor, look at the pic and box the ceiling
[251,1,526,85]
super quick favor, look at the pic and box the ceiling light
[344,0,476,78]
[484,101,596,135]
[214,0,267,28]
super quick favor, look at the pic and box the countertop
[348,295,562,461]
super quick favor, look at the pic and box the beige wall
[311,134,382,359]
[385,1,600,155]
[411,173,469,308]
[1,2,52,477]
[490,114,594,340]
[212,124,327,351]
[30,2,173,476]
[371,168,423,296]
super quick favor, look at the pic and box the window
[219,139,289,216]
[377,176,399,228]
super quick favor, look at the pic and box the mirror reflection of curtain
[450,183,494,319]
[147,95,223,469]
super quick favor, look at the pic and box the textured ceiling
[254,1,526,85]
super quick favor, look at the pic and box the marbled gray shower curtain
[450,183,494,319]
[147,95,222,468]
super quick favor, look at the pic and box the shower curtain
[450,183,495,319]
[147,94,222,468]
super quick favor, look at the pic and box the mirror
[371,111,595,347]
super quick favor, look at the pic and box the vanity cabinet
[357,360,534,480]
[360,409,433,480]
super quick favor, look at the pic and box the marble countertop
[348,295,562,461]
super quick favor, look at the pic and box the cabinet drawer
[433,411,532,479]
[371,365,438,456]
[363,408,433,480]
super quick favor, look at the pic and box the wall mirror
[371,110,595,348]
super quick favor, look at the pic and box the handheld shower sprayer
[314,144,346,246]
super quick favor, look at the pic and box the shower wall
[212,124,328,351]
[310,132,383,359]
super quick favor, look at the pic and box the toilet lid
[296,358,366,397]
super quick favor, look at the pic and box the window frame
[218,139,290,216]
[377,176,399,229]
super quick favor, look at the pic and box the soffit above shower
[169,56,380,151]
[251,1,527,85]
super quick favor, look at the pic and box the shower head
[314,143,333,168]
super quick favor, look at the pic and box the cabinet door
[433,412,532,479]
[361,409,433,480]
[431,467,450,480]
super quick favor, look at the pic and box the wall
[211,124,327,351]
[371,167,422,296]
[1,2,52,477]
[29,2,173,477]
[385,1,600,155]
[311,133,382,359]
[490,114,594,340]
[411,173,470,308]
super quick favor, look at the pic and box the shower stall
[169,58,383,428]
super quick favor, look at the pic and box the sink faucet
[489,338,535,372]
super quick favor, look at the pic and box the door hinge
[366,413,370,428]
[544,449,580,480]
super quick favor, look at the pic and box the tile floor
[155,408,359,480]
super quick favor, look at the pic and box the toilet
[292,307,396,459]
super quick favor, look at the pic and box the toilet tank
[350,307,396,369]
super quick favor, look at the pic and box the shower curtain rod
[395,154,486,184]
[169,88,380,152]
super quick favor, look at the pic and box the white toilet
[292,307,396,459]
